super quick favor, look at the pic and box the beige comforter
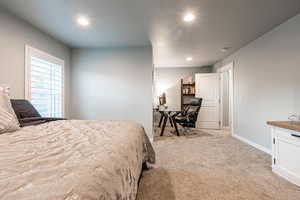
[0,120,155,200]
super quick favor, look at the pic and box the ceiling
[1,0,300,67]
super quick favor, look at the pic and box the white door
[195,73,220,129]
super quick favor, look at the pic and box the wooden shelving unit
[182,83,195,87]
[182,94,195,96]
[181,79,196,110]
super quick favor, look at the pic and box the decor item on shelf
[186,76,194,84]
[190,86,195,94]
[159,93,166,105]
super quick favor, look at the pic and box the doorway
[217,62,234,135]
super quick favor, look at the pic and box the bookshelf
[181,79,196,110]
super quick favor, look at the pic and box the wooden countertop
[267,121,300,132]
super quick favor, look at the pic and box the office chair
[172,98,203,136]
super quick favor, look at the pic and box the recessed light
[186,57,193,61]
[77,16,90,27]
[183,13,195,22]
[221,47,231,52]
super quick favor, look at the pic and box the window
[25,46,64,118]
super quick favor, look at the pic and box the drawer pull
[291,134,300,138]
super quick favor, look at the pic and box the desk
[158,109,181,136]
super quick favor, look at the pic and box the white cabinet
[271,126,300,187]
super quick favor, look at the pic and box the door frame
[217,62,234,135]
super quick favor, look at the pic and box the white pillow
[0,87,20,133]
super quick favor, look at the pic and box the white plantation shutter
[25,46,64,118]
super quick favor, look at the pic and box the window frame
[25,45,65,117]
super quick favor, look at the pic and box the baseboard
[272,167,300,187]
[232,134,271,155]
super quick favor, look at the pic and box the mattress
[0,120,155,200]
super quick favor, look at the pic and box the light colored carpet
[137,128,300,200]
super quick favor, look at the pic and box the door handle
[291,134,300,138]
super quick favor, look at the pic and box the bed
[0,120,155,200]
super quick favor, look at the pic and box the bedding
[0,88,20,134]
[0,120,155,200]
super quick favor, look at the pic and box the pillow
[10,99,42,119]
[0,87,20,133]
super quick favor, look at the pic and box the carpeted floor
[137,127,300,200]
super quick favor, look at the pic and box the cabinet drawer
[275,137,300,179]
[274,128,300,142]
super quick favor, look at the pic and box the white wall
[71,47,153,137]
[0,8,72,116]
[214,13,300,150]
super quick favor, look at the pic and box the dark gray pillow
[10,99,41,120]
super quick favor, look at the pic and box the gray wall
[214,13,300,150]
[222,71,229,127]
[0,8,72,117]
[71,47,153,137]
[154,66,212,108]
